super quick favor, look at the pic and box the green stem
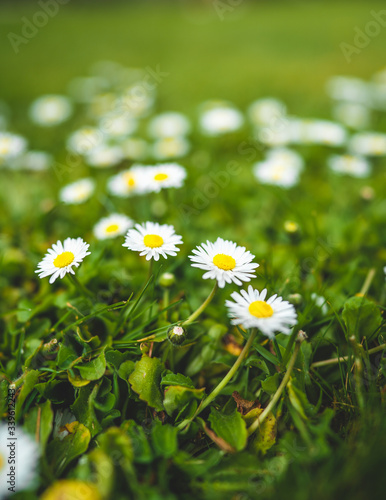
[247,330,306,437]
[310,343,386,369]
[177,328,257,431]
[182,282,218,326]
[359,268,376,296]
[68,274,93,299]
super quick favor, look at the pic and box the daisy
[349,132,386,156]
[147,163,187,192]
[59,178,95,205]
[332,102,370,130]
[93,213,134,240]
[36,237,91,284]
[326,76,371,105]
[152,136,190,160]
[148,112,191,138]
[85,144,123,168]
[200,104,244,136]
[225,286,297,338]
[123,222,183,261]
[29,95,73,126]
[67,127,103,155]
[308,120,347,146]
[247,98,287,127]
[99,111,137,138]
[0,132,27,163]
[9,150,52,171]
[107,166,150,197]
[327,154,371,178]
[253,151,303,188]
[0,424,40,496]
[189,238,259,288]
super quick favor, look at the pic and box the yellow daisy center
[0,139,11,155]
[213,253,236,271]
[53,251,75,268]
[154,173,168,181]
[144,234,164,248]
[105,224,119,233]
[124,173,135,187]
[248,300,274,318]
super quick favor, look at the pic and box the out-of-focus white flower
[29,95,73,126]
[107,166,151,197]
[327,154,371,178]
[67,127,103,155]
[253,148,304,188]
[152,136,190,160]
[9,150,53,171]
[332,102,370,129]
[349,132,386,156]
[0,132,27,163]
[326,76,371,105]
[248,98,287,127]
[200,103,244,136]
[93,213,134,240]
[311,293,329,315]
[99,111,137,138]
[307,120,347,146]
[59,178,96,205]
[146,163,187,192]
[86,144,123,168]
[148,112,190,138]
[118,87,155,118]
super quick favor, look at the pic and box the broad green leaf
[121,420,153,464]
[75,350,106,381]
[97,426,133,466]
[15,369,39,420]
[243,407,276,455]
[46,421,91,476]
[117,360,135,381]
[208,408,247,452]
[128,355,164,411]
[342,296,382,341]
[261,373,280,394]
[24,400,53,449]
[163,385,205,416]
[161,372,195,388]
[151,420,178,458]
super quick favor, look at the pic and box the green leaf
[117,360,135,381]
[15,369,39,420]
[163,385,205,416]
[128,355,164,411]
[243,407,277,455]
[24,400,53,449]
[342,296,382,341]
[121,420,153,464]
[151,420,178,458]
[261,373,280,394]
[97,426,133,466]
[287,379,314,420]
[161,372,195,388]
[46,421,91,476]
[75,350,106,381]
[208,408,247,452]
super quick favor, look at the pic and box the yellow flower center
[105,224,119,233]
[154,173,168,181]
[53,251,75,268]
[0,139,11,155]
[213,253,236,271]
[143,234,164,248]
[124,173,135,187]
[248,300,274,318]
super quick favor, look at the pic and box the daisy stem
[68,274,93,299]
[181,282,218,326]
[246,330,306,437]
[177,329,258,431]
[359,267,376,296]
[310,343,386,369]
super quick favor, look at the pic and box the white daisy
[123,222,183,261]
[326,76,371,105]
[29,95,73,127]
[307,120,347,146]
[152,137,190,160]
[349,132,386,156]
[189,238,259,288]
[248,98,287,127]
[0,132,27,163]
[85,144,123,168]
[9,150,52,171]
[327,154,371,178]
[67,127,103,155]
[253,151,303,188]
[107,166,151,197]
[0,423,40,496]
[332,102,370,130]
[93,213,134,240]
[147,163,187,192]
[99,111,137,138]
[200,104,244,136]
[36,237,91,284]
[225,286,297,338]
[148,112,191,138]
[59,178,95,205]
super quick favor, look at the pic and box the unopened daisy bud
[159,272,176,288]
[167,325,187,346]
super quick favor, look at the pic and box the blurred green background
[1,0,386,114]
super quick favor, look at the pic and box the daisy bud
[167,325,187,346]
[159,272,176,288]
